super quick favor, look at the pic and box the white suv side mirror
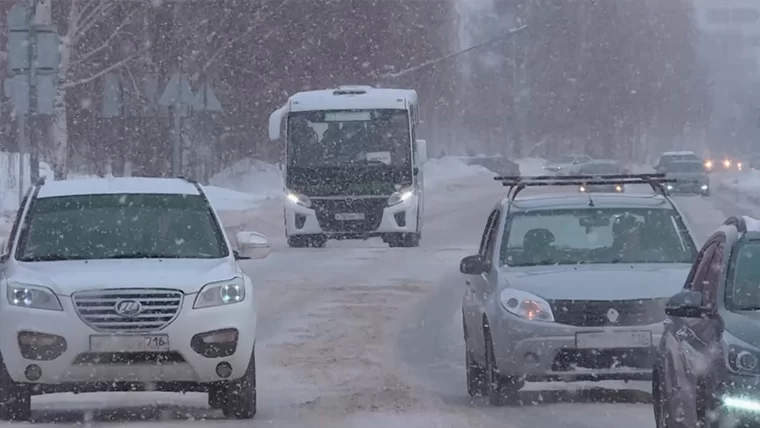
[416,139,427,165]
[235,231,271,260]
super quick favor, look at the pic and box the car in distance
[662,160,710,196]
[654,216,760,428]
[543,153,593,175]
[654,151,703,173]
[461,174,698,406]
[0,177,271,420]
[571,160,628,193]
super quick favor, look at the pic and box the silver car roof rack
[493,173,677,201]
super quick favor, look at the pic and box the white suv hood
[6,258,239,295]
[501,264,691,300]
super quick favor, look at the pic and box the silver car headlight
[194,278,246,309]
[7,283,62,311]
[499,289,554,322]
[387,187,414,207]
[286,189,312,208]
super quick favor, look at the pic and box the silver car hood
[500,264,691,300]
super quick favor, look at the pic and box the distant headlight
[387,187,414,207]
[738,162,743,171]
[7,283,62,311]
[705,160,713,170]
[615,185,623,192]
[666,184,674,190]
[701,184,709,191]
[285,189,311,208]
[499,289,554,322]
[194,278,246,309]
[579,185,587,192]
[724,159,732,168]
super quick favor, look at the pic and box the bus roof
[287,86,418,112]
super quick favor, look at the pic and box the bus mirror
[268,107,284,140]
[416,139,428,164]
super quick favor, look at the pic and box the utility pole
[26,0,39,186]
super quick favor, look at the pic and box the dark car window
[726,240,760,311]
[483,211,501,259]
[690,242,718,292]
[500,207,696,267]
[478,210,498,258]
[701,241,725,307]
[666,162,704,173]
[580,163,622,174]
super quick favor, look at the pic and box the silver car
[461,174,698,405]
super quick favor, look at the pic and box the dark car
[653,216,760,428]
[654,151,703,174]
[663,160,710,196]
[575,160,628,193]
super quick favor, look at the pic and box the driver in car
[611,214,644,262]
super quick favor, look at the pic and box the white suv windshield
[501,208,696,267]
[16,194,228,261]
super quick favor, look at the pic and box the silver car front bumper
[490,314,664,382]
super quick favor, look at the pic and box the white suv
[0,177,271,421]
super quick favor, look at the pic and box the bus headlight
[387,187,414,207]
[286,189,312,208]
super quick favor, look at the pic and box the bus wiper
[105,252,184,259]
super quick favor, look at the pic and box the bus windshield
[287,109,411,168]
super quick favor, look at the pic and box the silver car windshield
[500,208,696,267]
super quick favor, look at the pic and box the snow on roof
[37,177,202,199]
[288,86,418,112]
[662,151,696,155]
[743,216,760,232]
[510,193,670,210]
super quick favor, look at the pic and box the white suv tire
[0,356,31,421]
[219,350,257,419]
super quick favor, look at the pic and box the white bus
[268,85,427,248]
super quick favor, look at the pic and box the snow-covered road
[11,173,750,427]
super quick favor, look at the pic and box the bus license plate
[335,213,365,221]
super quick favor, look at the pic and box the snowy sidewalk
[717,171,760,204]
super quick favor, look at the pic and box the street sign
[4,74,55,114]
[101,72,121,117]
[158,72,195,116]
[193,81,223,112]
[6,3,58,73]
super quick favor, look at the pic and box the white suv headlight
[499,289,554,322]
[286,189,312,208]
[7,283,62,311]
[194,278,246,309]
[387,187,414,207]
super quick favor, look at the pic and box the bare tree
[48,0,150,178]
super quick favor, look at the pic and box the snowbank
[719,171,760,204]
[423,156,495,188]
[208,158,283,199]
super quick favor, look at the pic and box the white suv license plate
[89,334,170,352]
[575,331,652,349]
[335,213,365,221]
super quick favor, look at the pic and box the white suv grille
[72,289,183,332]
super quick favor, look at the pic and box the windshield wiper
[20,254,87,262]
[105,252,185,259]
